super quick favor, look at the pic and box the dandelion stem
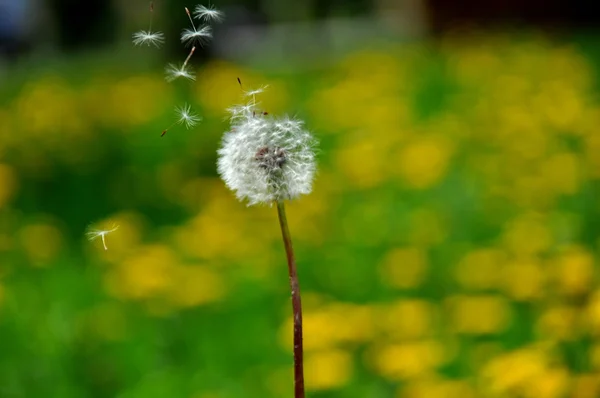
[183,46,196,68]
[101,234,108,251]
[276,200,305,398]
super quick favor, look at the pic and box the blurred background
[1,0,600,397]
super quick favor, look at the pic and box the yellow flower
[304,349,353,391]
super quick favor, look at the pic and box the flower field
[1,31,600,397]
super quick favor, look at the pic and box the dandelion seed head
[180,26,212,47]
[194,4,224,23]
[217,102,317,206]
[165,63,196,82]
[132,30,165,47]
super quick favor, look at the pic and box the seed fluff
[165,62,196,82]
[132,30,165,47]
[194,4,224,23]
[86,224,119,251]
[181,7,213,47]
[217,85,317,206]
[162,103,202,136]
[175,103,202,128]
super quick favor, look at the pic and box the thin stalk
[276,200,305,398]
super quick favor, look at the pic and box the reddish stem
[276,200,305,398]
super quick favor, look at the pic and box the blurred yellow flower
[409,208,447,246]
[105,76,171,128]
[502,213,552,257]
[571,374,600,398]
[15,76,84,138]
[377,299,435,340]
[396,136,453,189]
[168,265,226,308]
[335,138,389,189]
[536,305,579,341]
[304,349,353,391]
[108,244,177,300]
[400,376,475,398]
[455,248,505,291]
[0,164,17,209]
[584,130,600,178]
[446,294,511,335]
[372,340,446,380]
[19,221,63,266]
[553,245,594,297]
[379,247,428,290]
[542,152,581,196]
[280,303,375,352]
[501,257,546,301]
[481,346,549,395]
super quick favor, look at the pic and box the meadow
[1,30,600,397]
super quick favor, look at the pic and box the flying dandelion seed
[86,224,119,251]
[162,103,202,136]
[180,25,212,47]
[175,103,202,128]
[180,7,213,47]
[132,2,164,48]
[132,30,165,47]
[244,85,269,99]
[165,63,196,82]
[194,4,224,23]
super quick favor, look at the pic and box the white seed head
[165,63,196,82]
[180,26,212,47]
[217,101,317,206]
[194,4,224,23]
[132,30,165,48]
[86,224,119,251]
[175,103,202,128]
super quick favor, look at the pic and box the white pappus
[217,97,317,206]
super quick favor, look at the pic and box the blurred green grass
[1,31,600,397]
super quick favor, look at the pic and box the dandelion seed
[86,224,119,251]
[244,85,269,98]
[162,103,202,136]
[132,30,165,47]
[194,4,224,23]
[165,63,196,82]
[180,26,212,47]
[132,2,164,48]
[175,103,202,128]
[226,101,257,121]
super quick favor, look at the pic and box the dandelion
[161,103,202,136]
[217,83,317,398]
[217,108,317,206]
[132,30,165,47]
[86,224,119,251]
[194,4,224,23]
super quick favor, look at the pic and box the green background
[1,17,600,398]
